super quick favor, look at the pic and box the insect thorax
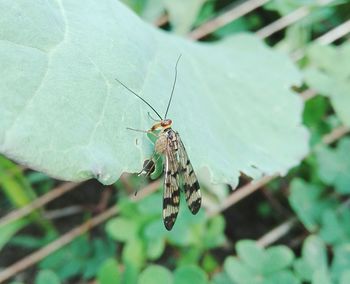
[155,128,177,154]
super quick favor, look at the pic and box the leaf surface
[0,0,308,185]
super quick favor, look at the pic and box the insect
[115,55,201,230]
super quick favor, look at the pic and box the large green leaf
[0,0,308,185]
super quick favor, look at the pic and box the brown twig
[316,19,350,45]
[0,182,81,228]
[256,195,350,248]
[291,19,350,61]
[300,89,317,101]
[322,125,350,145]
[154,14,169,27]
[95,186,113,213]
[188,0,270,40]
[256,217,298,247]
[207,175,278,217]
[256,6,309,39]
[43,205,84,220]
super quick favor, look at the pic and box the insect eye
[161,119,172,127]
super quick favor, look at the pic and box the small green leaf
[293,259,313,281]
[311,269,331,284]
[0,218,29,250]
[164,0,207,34]
[236,240,265,272]
[289,179,335,231]
[304,43,350,126]
[35,270,60,284]
[319,209,347,244]
[106,217,139,242]
[121,262,139,284]
[267,270,300,284]
[97,258,120,284]
[224,256,257,284]
[211,271,234,284]
[122,238,145,269]
[331,244,350,283]
[294,235,328,282]
[304,235,328,271]
[174,265,208,284]
[203,215,226,249]
[235,241,294,275]
[264,246,294,273]
[145,237,165,260]
[316,138,350,194]
[303,96,331,146]
[202,253,219,274]
[138,265,173,284]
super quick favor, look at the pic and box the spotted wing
[163,139,180,231]
[176,132,201,214]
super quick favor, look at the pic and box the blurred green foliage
[2,0,350,283]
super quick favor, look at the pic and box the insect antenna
[115,78,163,120]
[164,54,182,119]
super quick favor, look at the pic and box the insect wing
[163,140,180,230]
[176,133,201,214]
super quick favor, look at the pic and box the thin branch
[322,125,350,145]
[256,195,350,248]
[188,0,270,40]
[0,182,81,228]
[316,19,350,45]
[0,180,160,284]
[256,217,298,247]
[256,6,309,39]
[207,175,278,217]
[291,19,350,61]
[43,206,84,220]
[300,89,317,101]
[154,14,168,27]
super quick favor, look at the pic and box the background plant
[0,0,350,283]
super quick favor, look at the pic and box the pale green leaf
[311,269,331,284]
[97,258,120,284]
[0,218,29,250]
[304,42,350,126]
[138,265,173,284]
[236,240,265,272]
[288,179,336,231]
[105,217,139,242]
[331,244,350,283]
[174,265,208,284]
[164,0,207,34]
[122,238,145,269]
[266,270,300,284]
[264,246,294,273]
[316,138,350,194]
[302,235,328,273]
[236,240,294,274]
[224,256,255,284]
[35,270,61,284]
[0,0,307,185]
